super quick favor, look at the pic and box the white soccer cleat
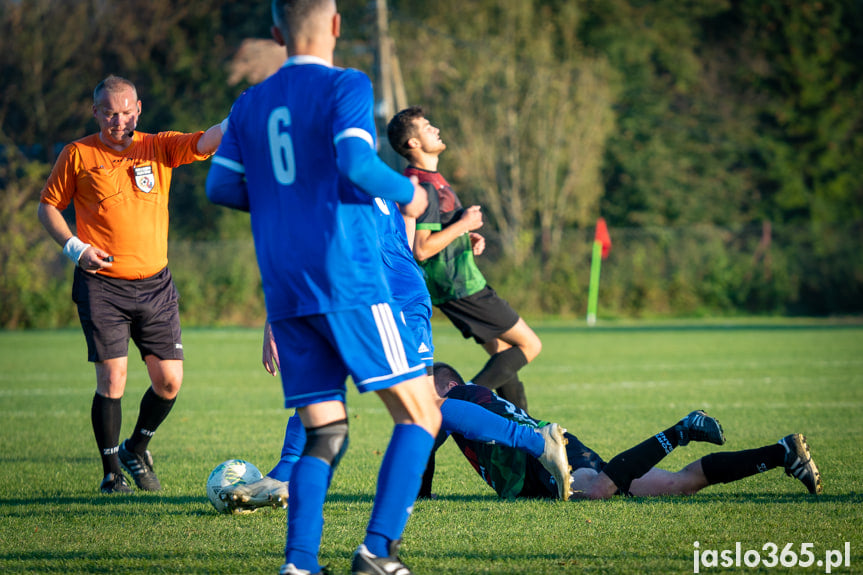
[220,475,289,512]
[539,423,572,501]
[279,563,326,575]
[779,433,823,495]
[351,540,413,575]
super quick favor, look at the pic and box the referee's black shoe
[676,410,726,446]
[99,472,132,494]
[119,439,162,491]
[351,540,413,575]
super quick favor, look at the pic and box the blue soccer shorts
[270,302,428,408]
[399,298,434,371]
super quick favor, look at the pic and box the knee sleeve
[302,419,349,470]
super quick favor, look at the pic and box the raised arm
[196,120,227,155]
[335,136,426,216]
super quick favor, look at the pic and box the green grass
[1,320,861,574]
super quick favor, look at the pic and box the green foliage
[1,323,861,573]
[0,0,860,328]
[478,222,855,319]
[737,0,863,227]
[169,239,265,327]
[392,0,615,265]
[0,143,74,328]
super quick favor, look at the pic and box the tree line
[1,0,860,328]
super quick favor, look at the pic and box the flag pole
[587,218,611,326]
[586,239,602,326]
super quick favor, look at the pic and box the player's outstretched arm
[206,160,249,211]
[399,178,427,219]
[335,136,419,206]
[196,119,227,155]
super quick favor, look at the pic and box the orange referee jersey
[40,131,211,280]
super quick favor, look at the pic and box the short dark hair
[272,0,333,43]
[433,361,465,389]
[387,105,425,159]
[93,75,136,104]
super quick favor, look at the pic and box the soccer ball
[206,459,263,514]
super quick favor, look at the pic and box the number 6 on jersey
[268,107,295,185]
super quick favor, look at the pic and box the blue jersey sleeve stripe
[334,127,374,148]
[212,155,246,174]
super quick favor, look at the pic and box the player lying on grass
[421,362,822,500]
[218,332,573,513]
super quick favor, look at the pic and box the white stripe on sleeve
[211,155,246,174]
[334,127,374,148]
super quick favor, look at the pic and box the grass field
[1,319,861,574]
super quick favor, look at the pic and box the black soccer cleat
[779,434,823,494]
[118,439,162,491]
[351,540,413,575]
[100,472,132,494]
[676,410,726,446]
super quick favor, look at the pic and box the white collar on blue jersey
[284,55,331,68]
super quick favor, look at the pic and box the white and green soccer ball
[206,459,263,514]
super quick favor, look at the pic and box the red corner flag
[594,217,612,259]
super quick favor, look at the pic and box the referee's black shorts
[72,266,183,363]
[436,285,520,344]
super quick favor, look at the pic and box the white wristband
[62,236,91,266]
[220,116,229,135]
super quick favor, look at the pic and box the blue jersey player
[220,196,572,508]
[373,197,435,367]
[205,2,441,574]
[223,197,438,515]
[217,188,573,526]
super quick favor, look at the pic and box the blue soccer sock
[440,398,544,458]
[284,455,331,572]
[269,412,305,481]
[364,424,434,558]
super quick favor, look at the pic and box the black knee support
[302,419,349,470]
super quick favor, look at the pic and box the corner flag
[595,217,612,259]
[587,218,612,326]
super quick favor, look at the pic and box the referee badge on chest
[134,165,156,193]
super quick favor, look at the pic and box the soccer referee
[38,75,224,494]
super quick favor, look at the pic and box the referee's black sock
[602,426,680,494]
[91,393,123,476]
[700,444,785,485]
[128,387,176,454]
[472,347,528,391]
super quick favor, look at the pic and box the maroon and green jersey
[405,166,486,305]
[424,384,550,499]
[421,384,607,500]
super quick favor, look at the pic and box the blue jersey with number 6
[209,56,391,321]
